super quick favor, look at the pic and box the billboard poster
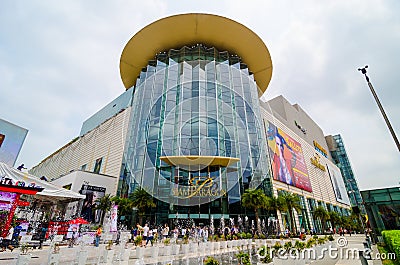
[110,205,118,232]
[80,185,106,223]
[327,165,350,205]
[0,191,18,211]
[0,119,28,167]
[266,122,312,192]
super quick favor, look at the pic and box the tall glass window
[119,45,270,221]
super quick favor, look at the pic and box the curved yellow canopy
[160,156,239,167]
[120,13,273,93]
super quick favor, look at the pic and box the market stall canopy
[0,162,85,202]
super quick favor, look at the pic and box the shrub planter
[151,246,159,258]
[181,243,189,255]
[102,249,115,264]
[136,247,144,259]
[77,250,88,265]
[16,254,31,265]
[172,244,180,255]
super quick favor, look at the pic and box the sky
[1,0,399,190]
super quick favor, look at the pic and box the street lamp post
[358,66,400,152]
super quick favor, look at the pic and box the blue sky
[1,0,399,190]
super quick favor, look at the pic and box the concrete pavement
[0,234,388,264]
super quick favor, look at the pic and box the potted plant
[257,245,273,264]
[134,235,143,247]
[283,241,293,253]
[106,240,113,250]
[17,243,32,265]
[235,251,251,265]
[204,256,220,265]
[163,238,171,246]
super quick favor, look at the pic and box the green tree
[111,197,135,225]
[265,195,285,213]
[129,188,156,225]
[328,211,341,231]
[313,206,329,234]
[95,194,113,225]
[241,188,268,233]
[278,192,302,234]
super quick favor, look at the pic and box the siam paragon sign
[171,176,226,199]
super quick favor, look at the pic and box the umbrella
[68,217,89,224]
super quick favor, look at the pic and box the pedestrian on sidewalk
[95,225,102,247]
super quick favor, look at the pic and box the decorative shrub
[273,242,282,251]
[162,238,170,246]
[204,256,220,265]
[382,230,400,263]
[134,235,143,246]
[235,251,251,265]
[283,241,293,251]
[306,238,316,248]
[258,245,272,263]
[317,237,326,245]
[294,240,306,250]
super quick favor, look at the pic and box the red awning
[68,217,89,224]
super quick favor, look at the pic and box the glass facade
[329,134,365,214]
[362,187,400,240]
[118,45,272,223]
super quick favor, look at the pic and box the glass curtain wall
[118,44,271,223]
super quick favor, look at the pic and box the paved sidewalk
[310,235,383,265]
[0,235,387,265]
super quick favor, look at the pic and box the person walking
[162,224,169,239]
[142,224,149,247]
[12,223,22,245]
[1,226,14,252]
[145,227,154,246]
[95,225,102,247]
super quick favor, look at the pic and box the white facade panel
[30,107,131,188]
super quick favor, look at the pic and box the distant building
[0,118,28,167]
[326,134,365,214]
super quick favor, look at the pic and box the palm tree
[241,188,268,233]
[129,188,156,225]
[95,194,113,225]
[328,211,341,231]
[112,197,135,225]
[265,195,285,213]
[265,195,286,235]
[278,192,302,235]
[313,206,328,234]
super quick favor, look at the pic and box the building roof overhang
[160,155,239,168]
[120,13,273,95]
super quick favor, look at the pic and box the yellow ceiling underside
[120,13,273,94]
[160,156,240,167]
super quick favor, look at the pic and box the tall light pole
[358,66,400,152]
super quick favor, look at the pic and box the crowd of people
[128,223,244,247]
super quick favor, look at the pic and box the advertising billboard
[0,119,28,167]
[266,122,312,192]
[327,165,350,205]
[80,185,106,223]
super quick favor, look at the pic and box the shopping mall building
[30,13,354,233]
